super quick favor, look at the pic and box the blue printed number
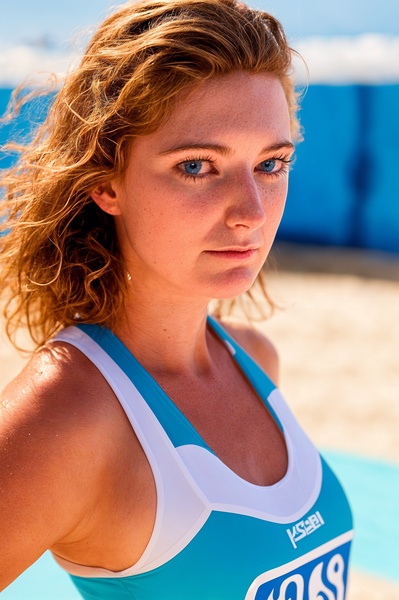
[252,543,350,600]
[263,555,344,600]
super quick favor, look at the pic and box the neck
[113,287,218,376]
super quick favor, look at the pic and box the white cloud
[0,45,80,88]
[0,34,399,88]
[293,34,399,84]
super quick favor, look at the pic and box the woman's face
[99,72,293,303]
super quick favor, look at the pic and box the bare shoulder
[219,317,279,385]
[0,341,121,588]
[1,339,123,495]
[1,340,114,441]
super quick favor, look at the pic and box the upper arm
[0,347,104,590]
[220,319,280,385]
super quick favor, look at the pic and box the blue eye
[258,159,276,173]
[183,160,203,175]
[177,156,216,180]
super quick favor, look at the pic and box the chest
[154,364,288,487]
[52,326,353,587]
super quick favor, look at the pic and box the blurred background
[1,0,399,253]
[0,1,398,599]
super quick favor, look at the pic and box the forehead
[141,72,292,151]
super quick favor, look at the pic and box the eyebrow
[159,141,295,157]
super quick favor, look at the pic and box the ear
[91,182,122,216]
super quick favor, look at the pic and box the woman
[0,1,353,598]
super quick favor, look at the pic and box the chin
[204,268,260,301]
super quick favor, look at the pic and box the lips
[205,246,259,260]
[209,242,261,252]
[213,246,259,252]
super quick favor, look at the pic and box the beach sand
[263,244,399,464]
[1,243,398,599]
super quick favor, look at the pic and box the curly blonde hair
[0,0,301,349]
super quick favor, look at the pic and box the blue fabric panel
[278,84,399,252]
[362,85,399,252]
[279,85,359,246]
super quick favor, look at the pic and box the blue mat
[322,450,399,582]
[1,552,79,599]
[2,451,398,597]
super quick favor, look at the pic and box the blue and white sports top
[53,317,353,600]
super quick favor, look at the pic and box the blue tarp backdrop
[279,84,399,254]
[1,84,399,253]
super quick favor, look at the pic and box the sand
[263,244,399,464]
[1,243,398,599]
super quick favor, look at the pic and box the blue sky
[1,0,115,49]
[2,0,398,48]
[1,0,398,86]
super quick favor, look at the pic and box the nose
[224,171,266,230]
